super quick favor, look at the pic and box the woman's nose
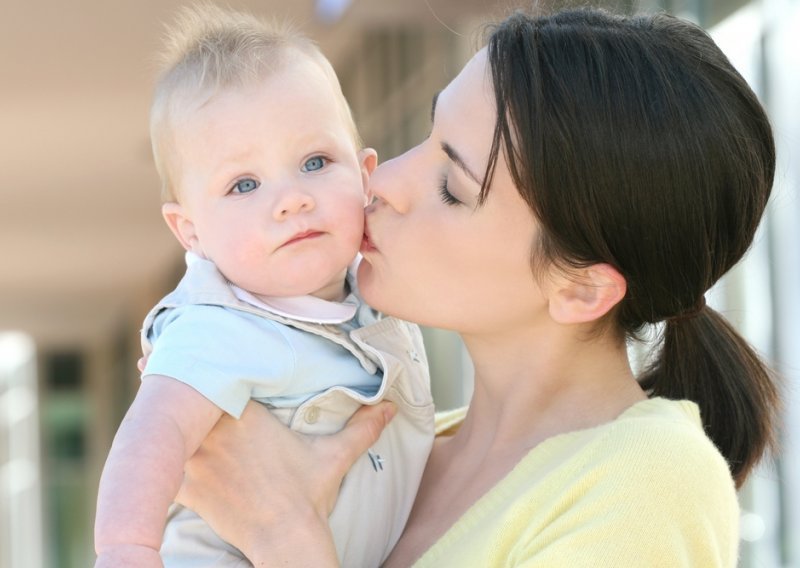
[368,148,417,214]
[272,188,315,220]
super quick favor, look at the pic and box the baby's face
[168,58,370,300]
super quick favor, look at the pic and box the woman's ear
[162,202,202,255]
[548,263,627,324]
[358,148,378,204]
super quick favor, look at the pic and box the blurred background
[1,0,798,566]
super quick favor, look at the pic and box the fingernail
[383,402,398,421]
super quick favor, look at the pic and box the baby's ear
[162,202,202,255]
[548,263,626,324]
[358,148,378,204]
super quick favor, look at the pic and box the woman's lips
[360,227,378,253]
[281,230,323,247]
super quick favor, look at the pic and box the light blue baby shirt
[139,253,436,568]
[142,253,381,417]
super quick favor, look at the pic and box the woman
[176,7,778,566]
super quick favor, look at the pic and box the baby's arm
[94,375,223,567]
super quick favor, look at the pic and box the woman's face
[358,49,548,335]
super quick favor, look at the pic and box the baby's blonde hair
[150,2,360,201]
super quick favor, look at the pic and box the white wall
[0,333,43,568]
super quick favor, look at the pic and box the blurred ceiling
[0,0,495,347]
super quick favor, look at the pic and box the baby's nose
[273,190,315,220]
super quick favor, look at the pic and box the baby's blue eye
[232,178,259,194]
[302,156,326,172]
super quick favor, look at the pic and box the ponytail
[485,9,780,486]
[640,307,779,488]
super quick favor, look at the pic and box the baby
[94,5,434,568]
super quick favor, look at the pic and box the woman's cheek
[356,261,384,310]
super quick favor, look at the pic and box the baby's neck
[310,270,350,302]
[310,285,348,303]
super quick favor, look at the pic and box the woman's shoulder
[586,397,734,487]
[515,398,739,566]
[602,397,728,466]
[577,397,739,531]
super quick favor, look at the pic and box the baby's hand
[137,355,148,373]
[95,544,163,568]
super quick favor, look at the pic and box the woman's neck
[383,323,647,568]
[455,323,646,456]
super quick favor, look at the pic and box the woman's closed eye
[231,178,260,194]
[438,175,462,206]
[301,155,328,173]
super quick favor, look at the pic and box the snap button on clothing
[305,406,320,424]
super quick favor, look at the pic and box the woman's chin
[356,260,377,299]
[357,261,392,314]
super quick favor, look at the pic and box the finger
[197,402,269,451]
[239,398,276,423]
[234,400,285,443]
[136,356,146,373]
[323,402,397,476]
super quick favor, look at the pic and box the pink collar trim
[230,285,358,324]
[185,252,358,324]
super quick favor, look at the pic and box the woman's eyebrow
[431,92,483,186]
[441,141,482,186]
[430,91,440,123]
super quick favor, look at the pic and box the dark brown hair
[484,8,778,487]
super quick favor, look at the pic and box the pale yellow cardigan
[413,398,738,567]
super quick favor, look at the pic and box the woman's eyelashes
[231,177,259,194]
[438,175,462,206]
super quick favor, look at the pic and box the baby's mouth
[281,230,324,248]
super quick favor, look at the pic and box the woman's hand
[175,400,397,566]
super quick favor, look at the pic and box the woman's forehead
[433,48,496,165]
[440,48,491,106]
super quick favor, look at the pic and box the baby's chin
[251,273,349,301]
[236,249,359,300]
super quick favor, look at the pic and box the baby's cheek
[218,238,267,276]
